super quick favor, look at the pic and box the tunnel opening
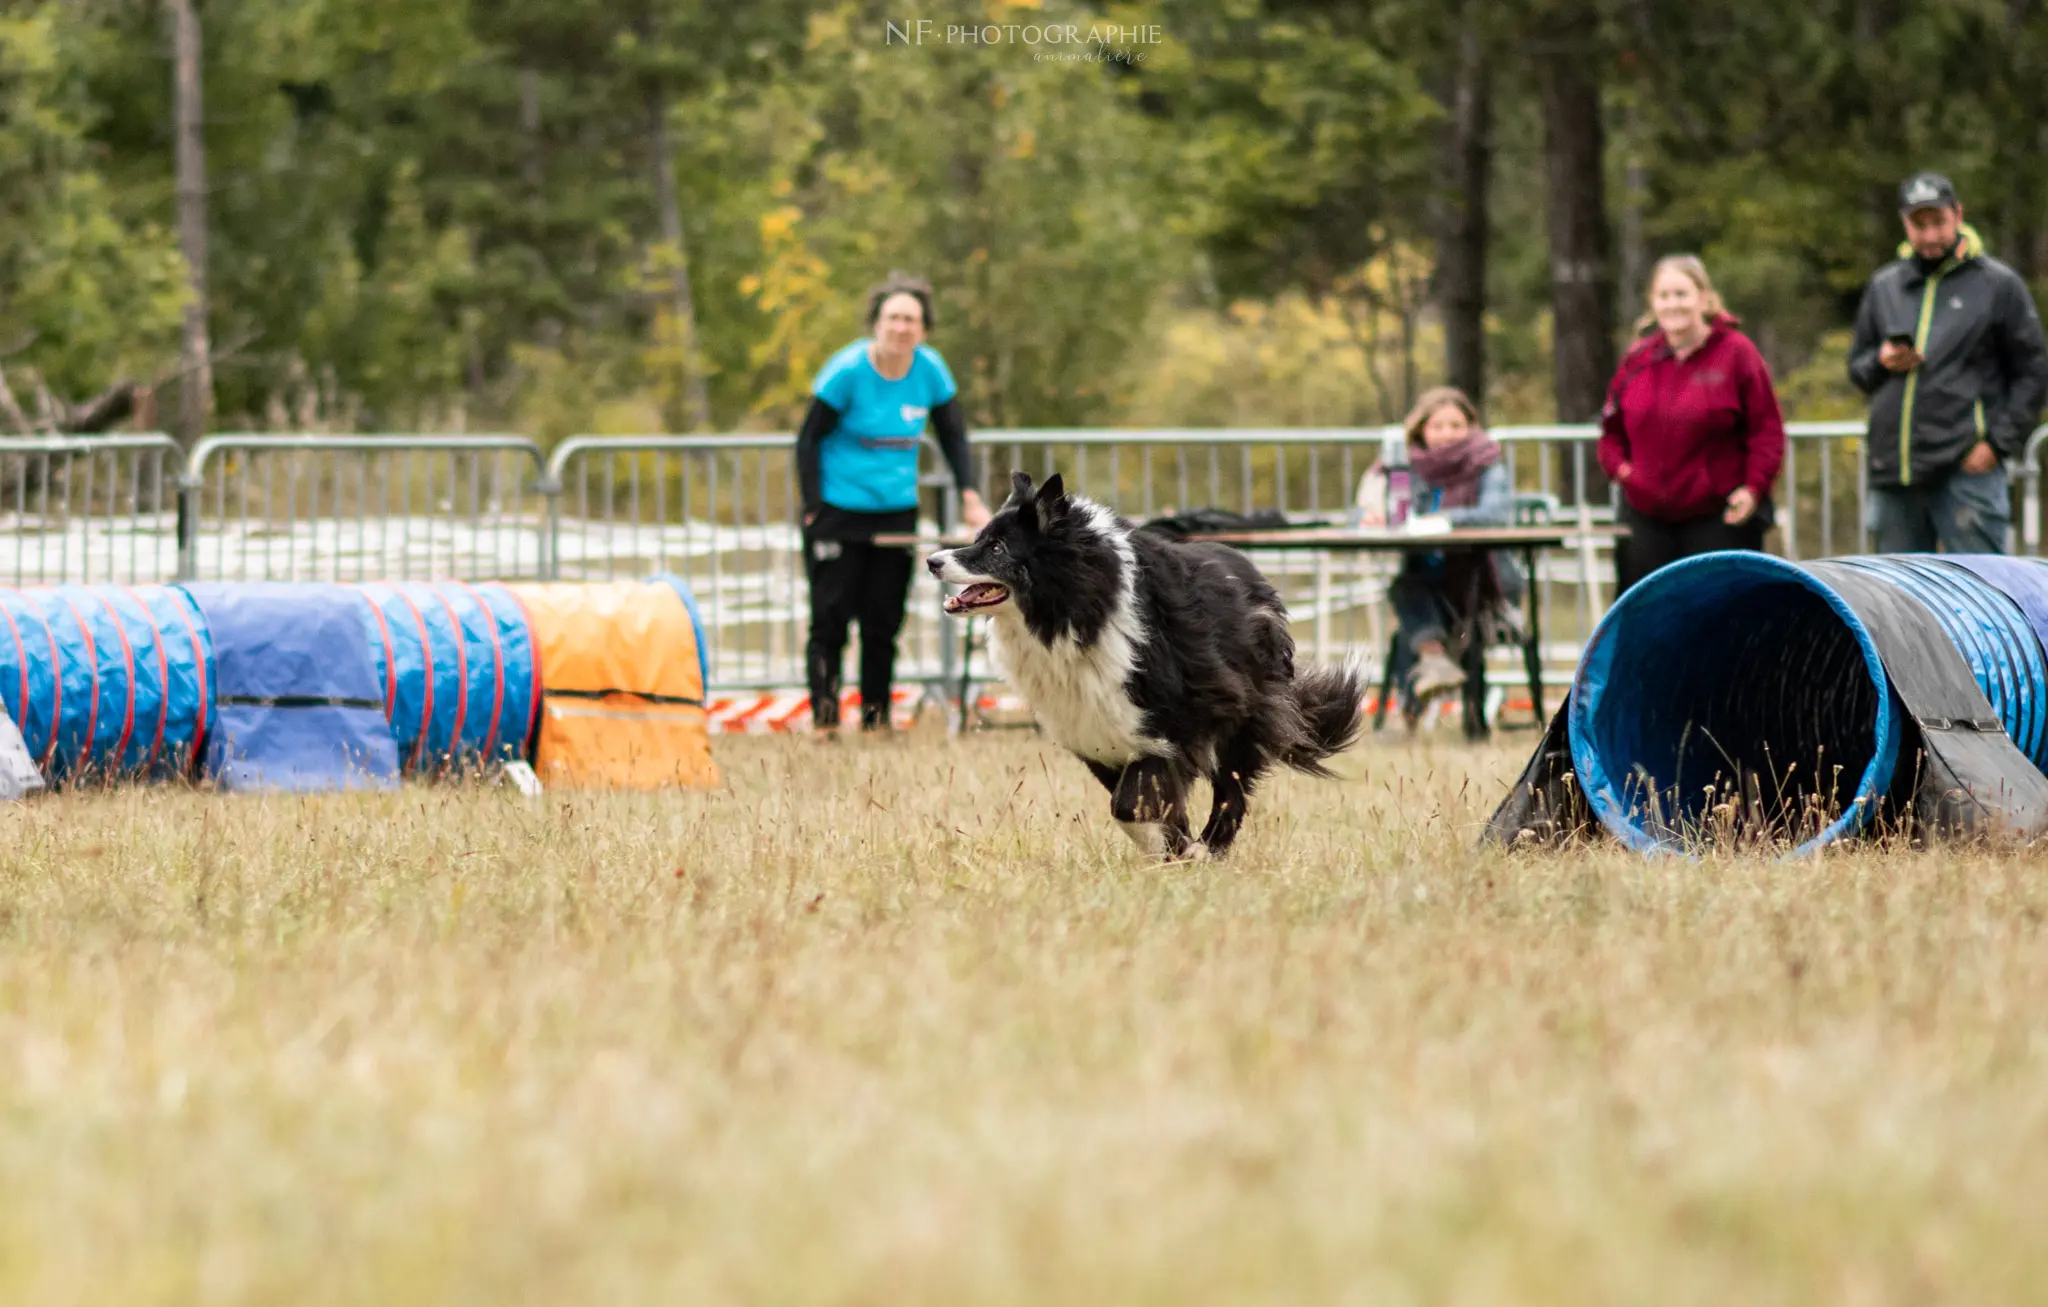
[1569,553,1898,855]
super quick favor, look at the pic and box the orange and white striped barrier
[706,687,925,734]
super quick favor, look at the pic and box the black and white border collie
[928,471,1366,860]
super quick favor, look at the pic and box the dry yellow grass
[2,729,2046,1305]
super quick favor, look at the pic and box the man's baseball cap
[1899,172,1959,213]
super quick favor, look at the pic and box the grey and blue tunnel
[182,582,402,793]
[1486,552,2048,852]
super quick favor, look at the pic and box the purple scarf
[1408,431,1502,509]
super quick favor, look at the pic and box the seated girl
[1358,387,1525,714]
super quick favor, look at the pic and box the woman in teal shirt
[795,272,991,733]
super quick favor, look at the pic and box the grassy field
[2,727,2046,1305]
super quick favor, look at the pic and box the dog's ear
[1034,472,1068,529]
[1008,470,1035,507]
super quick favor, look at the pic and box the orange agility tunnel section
[502,577,719,791]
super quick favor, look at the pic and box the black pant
[804,533,914,729]
[1616,502,1769,595]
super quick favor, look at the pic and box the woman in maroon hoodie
[1599,255,1787,593]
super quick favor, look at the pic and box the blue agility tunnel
[1489,552,2048,853]
[182,583,400,793]
[0,585,213,784]
[352,582,540,774]
[1566,553,1900,855]
[1,576,713,796]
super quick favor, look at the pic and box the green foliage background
[5,0,2034,438]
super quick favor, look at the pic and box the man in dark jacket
[1849,172,2048,553]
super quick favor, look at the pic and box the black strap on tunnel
[1806,561,2048,841]
[216,694,386,710]
[543,688,705,708]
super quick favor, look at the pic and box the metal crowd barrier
[1491,420,1881,642]
[542,435,806,690]
[176,434,549,582]
[7,424,2047,703]
[0,433,185,586]
[539,423,1900,697]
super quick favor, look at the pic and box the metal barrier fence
[540,429,1418,692]
[1491,420,1882,643]
[541,422,1915,696]
[544,435,807,688]
[177,434,549,582]
[9,423,2048,702]
[0,434,185,585]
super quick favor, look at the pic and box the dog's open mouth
[944,582,1010,614]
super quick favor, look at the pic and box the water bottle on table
[1385,466,1413,528]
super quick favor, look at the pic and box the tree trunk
[1401,297,1418,414]
[1535,12,1615,509]
[1997,186,2038,283]
[519,69,543,196]
[1537,27,1614,426]
[1853,0,1903,266]
[1433,22,1491,403]
[1534,19,1615,503]
[650,99,711,432]
[947,65,999,424]
[170,0,212,445]
[0,365,30,435]
[1993,2,2042,283]
[1618,94,1648,331]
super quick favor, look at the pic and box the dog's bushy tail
[1285,661,1368,777]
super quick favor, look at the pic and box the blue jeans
[1867,466,2011,554]
[1388,552,1526,648]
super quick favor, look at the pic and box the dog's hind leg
[1199,735,1269,859]
[1110,756,1196,859]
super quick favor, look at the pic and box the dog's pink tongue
[946,583,1004,613]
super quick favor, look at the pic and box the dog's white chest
[987,616,1153,766]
